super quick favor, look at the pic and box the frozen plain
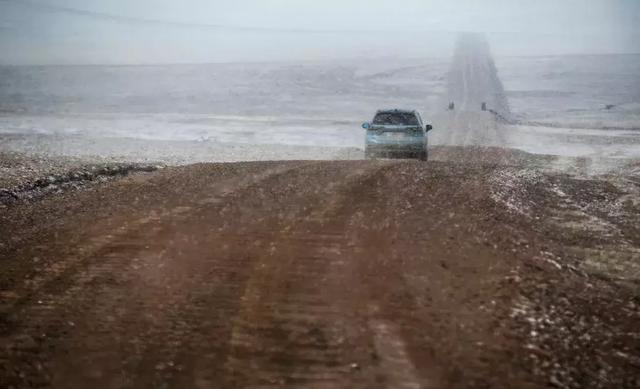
[0,54,639,163]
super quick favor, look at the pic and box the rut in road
[1,162,314,388]
[1,161,535,388]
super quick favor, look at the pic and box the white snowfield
[0,53,639,162]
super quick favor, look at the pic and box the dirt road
[1,159,520,388]
[1,157,639,388]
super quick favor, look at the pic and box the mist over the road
[446,34,510,116]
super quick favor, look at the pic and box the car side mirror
[426,124,433,132]
[362,122,371,130]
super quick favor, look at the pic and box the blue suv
[362,109,433,160]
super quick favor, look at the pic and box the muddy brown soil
[1,158,639,388]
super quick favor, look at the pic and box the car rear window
[373,112,419,126]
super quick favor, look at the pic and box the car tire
[419,150,428,161]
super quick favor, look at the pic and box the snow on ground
[499,54,640,127]
[0,113,364,147]
[0,54,639,163]
[506,125,640,160]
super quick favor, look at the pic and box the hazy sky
[1,0,639,64]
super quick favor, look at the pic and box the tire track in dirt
[1,162,318,388]
[1,162,308,310]
[1,160,538,388]
[7,162,401,388]
[338,162,527,388]
[6,154,637,387]
[222,163,398,387]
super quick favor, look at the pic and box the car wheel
[419,150,428,161]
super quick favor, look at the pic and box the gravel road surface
[1,159,639,388]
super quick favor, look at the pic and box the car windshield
[373,112,419,126]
